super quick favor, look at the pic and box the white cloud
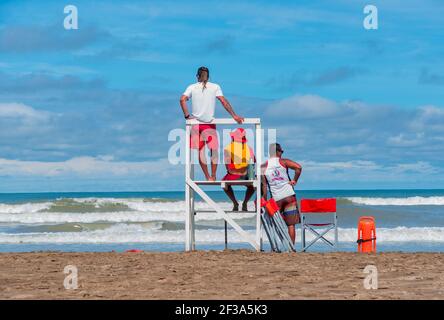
[410,105,444,133]
[0,103,50,122]
[32,63,98,76]
[1,89,443,189]
[262,94,444,173]
[302,160,381,172]
[302,160,439,175]
[387,133,424,147]
[266,94,343,119]
[0,103,55,140]
[296,159,442,188]
[0,156,180,178]
[392,161,439,174]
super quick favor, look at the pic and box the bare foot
[208,176,216,182]
[232,202,239,212]
[242,202,248,211]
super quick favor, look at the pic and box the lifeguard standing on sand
[180,66,244,181]
[262,143,302,244]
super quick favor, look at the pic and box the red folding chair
[300,198,338,252]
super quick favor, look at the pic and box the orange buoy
[357,216,376,253]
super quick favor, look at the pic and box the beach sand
[0,250,443,300]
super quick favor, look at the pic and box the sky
[0,0,443,192]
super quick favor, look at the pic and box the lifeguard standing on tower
[179,66,244,181]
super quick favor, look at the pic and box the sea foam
[346,196,444,206]
[0,209,255,224]
[0,225,443,243]
[0,198,256,223]
[0,202,53,214]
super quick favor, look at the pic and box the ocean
[0,189,443,253]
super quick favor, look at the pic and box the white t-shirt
[183,81,223,123]
[264,157,295,201]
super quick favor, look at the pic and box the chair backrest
[300,198,337,226]
[301,198,336,213]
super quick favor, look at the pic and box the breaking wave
[345,196,444,206]
[0,225,443,243]
[0,197,256,224]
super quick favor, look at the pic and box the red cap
[230,128,247,142]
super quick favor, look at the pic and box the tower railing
[185,118,262,251]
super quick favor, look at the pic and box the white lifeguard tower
[184,118,263,252]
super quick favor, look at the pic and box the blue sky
[0,0,443,192]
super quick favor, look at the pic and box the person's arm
[224,149,231,172]
[217,96,244,124]
[249,147,256,163]
[260,164,268,200]
[282,159,302,186]
[180,95,192,119]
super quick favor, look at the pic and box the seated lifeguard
[222,128,256,212]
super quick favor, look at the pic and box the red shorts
[222,173,248,181]
[276,195,300,226]
[190,124,218,150]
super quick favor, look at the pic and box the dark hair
[197,66,209,90]
[269,143,283,156]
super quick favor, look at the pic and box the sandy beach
[0,250,443,300]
